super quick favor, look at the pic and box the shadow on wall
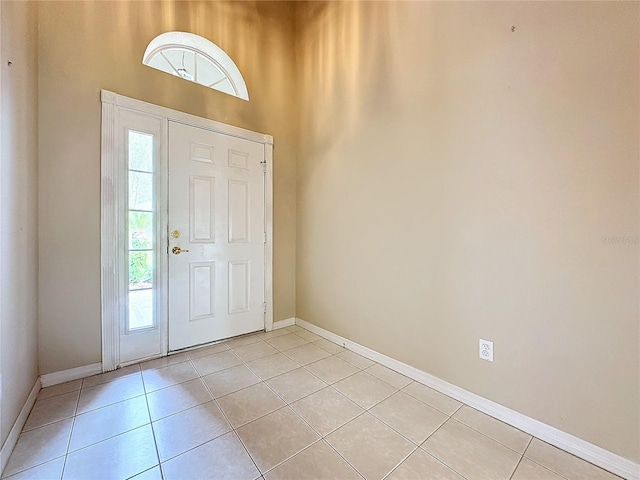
[73,1,293,133]
[297,1,401,161]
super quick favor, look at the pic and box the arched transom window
[143,31,249,101]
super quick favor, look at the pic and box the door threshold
[170,330,264,355]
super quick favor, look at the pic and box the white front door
[168,121,266,351]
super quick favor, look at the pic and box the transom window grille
[143,31,249,101]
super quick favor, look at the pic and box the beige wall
[0,1,39,447]
[296,1,639,462]
[37,1,297,374]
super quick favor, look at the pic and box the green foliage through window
[129,251,153,287]
[127,130,155,330]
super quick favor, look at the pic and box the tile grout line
[2,456,68,480]
[397,382,463,417]
[508,447,528,480]
[520,437,575,480]
[380,444,422,480]
[81,364,141,392]
[193,348,244,378]
[316,438,367,480]
[238,338,416,479]
[446,415,533,458]
[422,449,473,480]
[364,403,445,451]
[9,372,151,478]
[2,386,82,479]
[348,373,458,462]
[315,399,402,479]
[144,356,244,471]
[279,348,332,368]
[301,356,370,388]
[63,392,150,454]
[416,415,460,473]
[75,387,148,417]
[125,466,161,480]
[64,423,154,462]
[254,381,366,478]
[69,364,151,477]
[229,332,441,478]
[32,381,83,402]
[450,404,537,455]
[59,378,84,480]
[243,352,303,381]
[417,415,521,480]
[230,338,361,477]
[64,370,159,476]
[141,365,166,480]
[259,438,326,477]
[20,395,80,434]
[228,396,296,474]
[193,355,265,479]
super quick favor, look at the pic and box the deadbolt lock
[171,230,181,238]
[172,246,189,255]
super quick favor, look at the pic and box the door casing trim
[100,89,274,371]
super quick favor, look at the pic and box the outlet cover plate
[479,339,494,362]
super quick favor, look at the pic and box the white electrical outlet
[479,339,494,362]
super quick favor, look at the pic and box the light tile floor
[3,325,622,480]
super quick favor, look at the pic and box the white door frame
[100,89,274,372]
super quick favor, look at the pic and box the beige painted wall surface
[38,1,297,374]
[0,1,39,447]
[296,2,639,461]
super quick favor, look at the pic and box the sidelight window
[127,130,155,331]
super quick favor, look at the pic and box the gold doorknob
[172,246,190,255]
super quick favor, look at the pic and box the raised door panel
[228,180,249,243]
[190,142,215,164]
[190,262,215,321]
[189,176,216,243]
[228,260,250,314]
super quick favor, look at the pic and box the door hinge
[263,302,267,314]
[261,160,266,173]
[263,232,267,243]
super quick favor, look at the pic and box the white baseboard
[0,378,40,475]
[295,318,640,480]
[272,317,295,329]
[40,362,102,388]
